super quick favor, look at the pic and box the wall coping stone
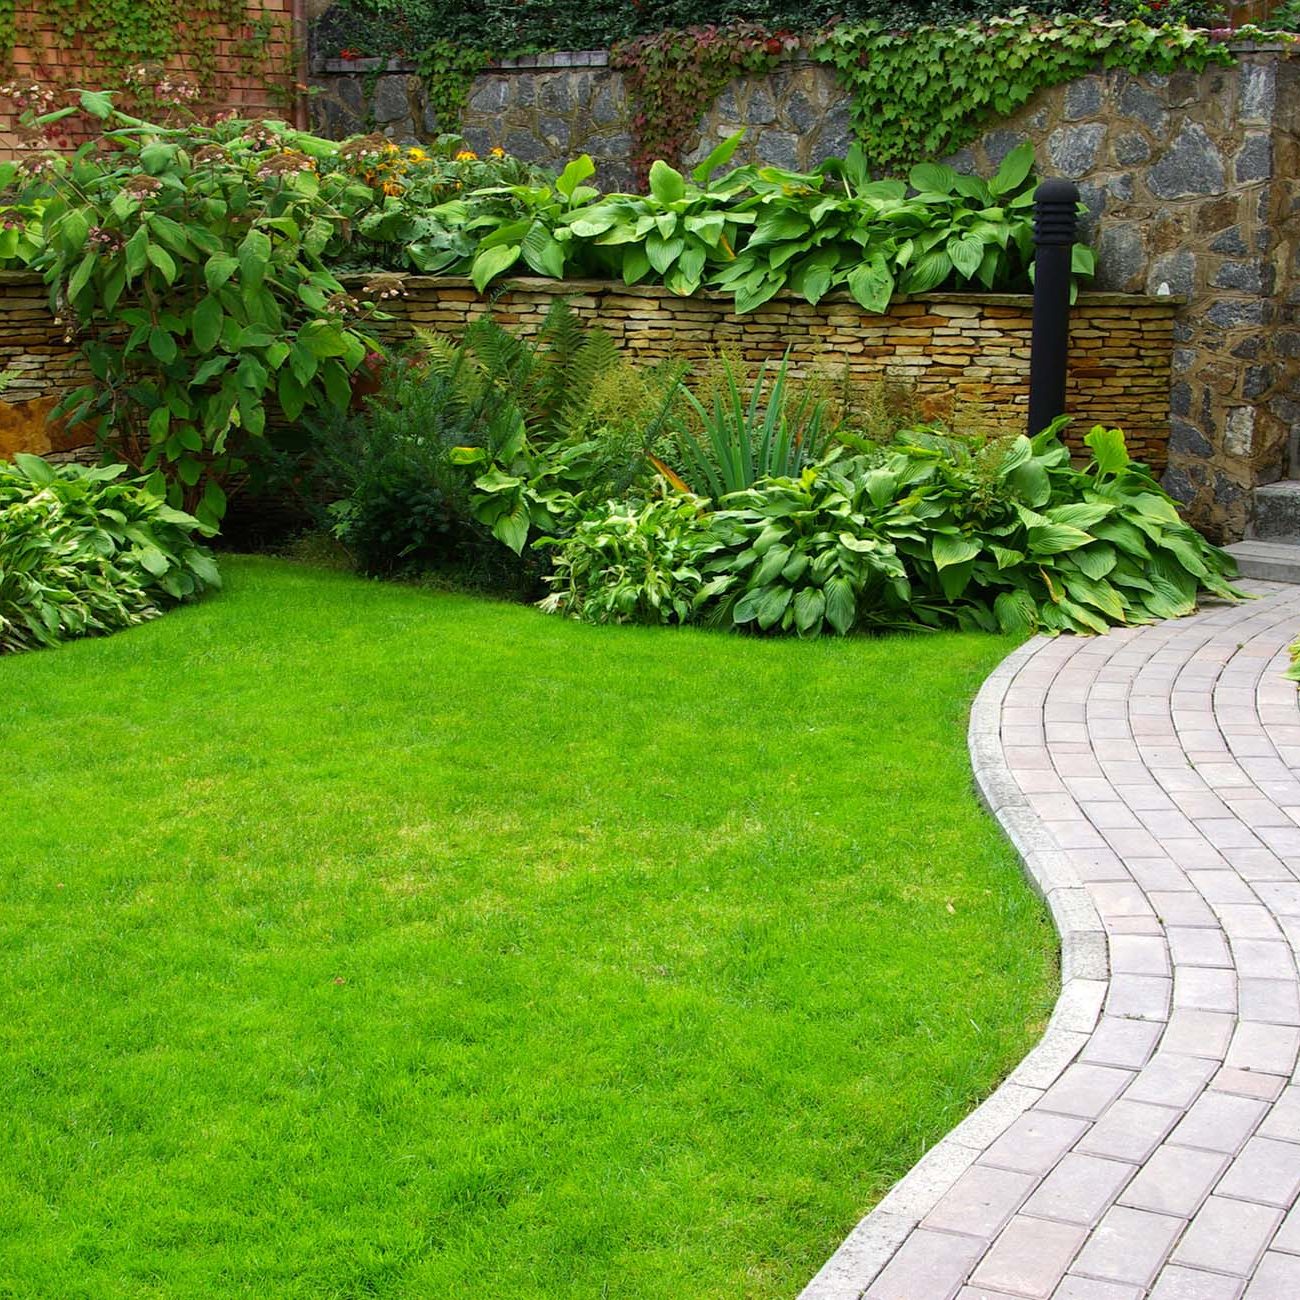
[313,40,1288,78]
[334,271,1184,309]
[0,268,1184,308]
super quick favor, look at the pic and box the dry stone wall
[0,269,1176,473]
[338,275,1180,469]
[310,46,1300,542]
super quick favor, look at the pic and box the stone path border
[800,581,1300,1300]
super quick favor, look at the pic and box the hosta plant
[861,421,1245,635]
[0,453,219,653]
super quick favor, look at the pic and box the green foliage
[541,423,1244,636]
[352,135,1067,312]
[674,350,832,499]
[22,95,379,526]
[703,465,911,635]
[0,452,218,653]
[1270,0,1300,31]
[320,302,682,569]
[411,40,490,134]
[859,420,1244,635]
[537,492,717,623]
[812,9,1236,169]
[610,25,795,185]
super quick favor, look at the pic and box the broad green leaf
[691,130,744,184]
[471,242,520,292]
[648,159,686,206]
[1084,425,1130,476]
[205,254,239,291]
[932,533,981,569]
[555,154,596,200]
[191,295,223,353]
[823,575,855,635]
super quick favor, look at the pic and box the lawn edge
[797,635,1106,1300]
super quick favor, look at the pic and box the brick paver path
[802,583,1300,1300]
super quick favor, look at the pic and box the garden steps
[801,581,1300,1300]
[1226,539,1300,584]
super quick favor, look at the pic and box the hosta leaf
[1027,521,1094,555]
[1070,543,1117,580]
[932,533,981,569]
[756,584,792,630]
[792,586,825,635]
[994,589,1038,635]
[823,575,855,635]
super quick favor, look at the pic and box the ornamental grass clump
[0,454,219,653]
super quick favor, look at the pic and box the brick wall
[360,275,1176,472]
[1,0,296,157]
[0,269,1176,474]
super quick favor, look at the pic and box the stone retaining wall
[0,270,1176,474]
[309,47,1300,541]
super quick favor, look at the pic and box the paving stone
[1169,927,1234,968]
[1270,1199,1300,1253]
[1072,1204,1185,1287]
[1023,1153,1134,1224]
[970,1215,1089,1297]
[1217,1136,1300,1207]
[1082,1018,1164,1070]
[1171,1196,1283,1276]
[1257,1086,1300,1141]
[1239,979,1300,1026]
[1040,1065,1136,1120]
[1170,1092,1269,1154]
[1243,1252,1300,1298]
[983,1111,1091,1175]
[1163,1010,1237,1060]
[1174,968,1239,1014]
[1124,1055,1218,1109]
[1076,1101,1181,1165]
[924,1165,1038,1239]
[1051,1279,1143,1300]
[1119,1144,1228,1217]
[1212,1067,1288,1102]
[864,1228,986,1300]
[1112,934,1172,975]
[1225,1023,1300,1077]
[1148,1266,1245,1298]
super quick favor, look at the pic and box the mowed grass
[0,557,1054,1299]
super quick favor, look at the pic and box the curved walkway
[802,581,1300,1300]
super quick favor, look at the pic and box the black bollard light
[1027,178,1080,438]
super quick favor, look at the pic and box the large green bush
[539,422,1243,636]
[21,93,382,527]
[0,454,219,653]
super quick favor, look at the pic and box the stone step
[1248,480,1300,542]
[1225,540,1300,583]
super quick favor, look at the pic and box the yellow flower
[407,147,428,162]
[489,146,505,158]
[382,180,404,196]
[455,149,478,161]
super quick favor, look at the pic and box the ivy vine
[412,39,489,136]
[2,0,291,116]
[812,10,1238,170]
[611,24,798,187]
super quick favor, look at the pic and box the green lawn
[0,557,1054,1299]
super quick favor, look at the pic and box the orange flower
[455,149,478,161]
[489,146,505,158]
[382,180,404,196]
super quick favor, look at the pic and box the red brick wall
[1,0,297,156]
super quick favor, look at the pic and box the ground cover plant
[0,453,218,653]
[0,555,1055,1298]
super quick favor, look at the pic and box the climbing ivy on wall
[2,0,292,115]
[611,24,798,185]
[811,11,1239,169]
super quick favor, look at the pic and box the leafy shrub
[862,421,1243,634]
[702,465,911,635]
[538,492,717,624]
[0,454,218,653]
[17,93,381,526]
[539,424,1243,636]
[315,302,683,573]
